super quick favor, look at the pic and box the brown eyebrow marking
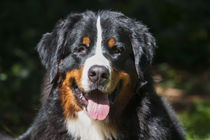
[108,38,115,48]
[82,36,90,47]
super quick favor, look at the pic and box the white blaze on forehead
[81,16,111,92]
[95,16,103,55]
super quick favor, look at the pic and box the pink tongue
[87,96,110,120]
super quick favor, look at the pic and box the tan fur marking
[108,71,132,120]
[58,60,63,66]
[108,38,115,48]
[59,66,84,119]
[82,37,91,47]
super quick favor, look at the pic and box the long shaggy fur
[2,10,186,140]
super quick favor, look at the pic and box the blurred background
[0,0,210,139]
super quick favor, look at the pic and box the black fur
[14,10,186,140]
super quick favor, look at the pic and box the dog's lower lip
[72,80,121,107]
[72,81,88,106]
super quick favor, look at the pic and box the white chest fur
[66,111,117,140]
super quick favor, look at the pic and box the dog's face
[37,11,156,121]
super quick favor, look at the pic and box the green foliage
[180,100,210,140]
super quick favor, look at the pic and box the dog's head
[37,11,156,120]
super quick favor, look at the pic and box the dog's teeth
[79,94,83,99]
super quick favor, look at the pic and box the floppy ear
[130,20,157,79]
[37,32,59,83]
[37,13,83,83]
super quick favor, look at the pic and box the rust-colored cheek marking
[82,36,90,47]
[108,38,115,48]
[110,71,132,120]
[59,66,84,119]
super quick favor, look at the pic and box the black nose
[88,65,109,84]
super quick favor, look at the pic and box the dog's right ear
[37,32,58,83]
[37,13,83,83]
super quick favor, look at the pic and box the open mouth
[71,80,121,120]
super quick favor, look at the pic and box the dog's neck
[66,110,118,140]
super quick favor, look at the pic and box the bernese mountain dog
[14,10,185,140]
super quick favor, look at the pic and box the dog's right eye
[74,45,88,54]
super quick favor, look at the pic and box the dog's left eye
[112,47,121,54]
[111,46,124,55]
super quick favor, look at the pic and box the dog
[13,10,185,140]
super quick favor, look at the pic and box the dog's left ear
[130,20,157,79]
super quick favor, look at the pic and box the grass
[154,63,210,140]
[179,100,210,140]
